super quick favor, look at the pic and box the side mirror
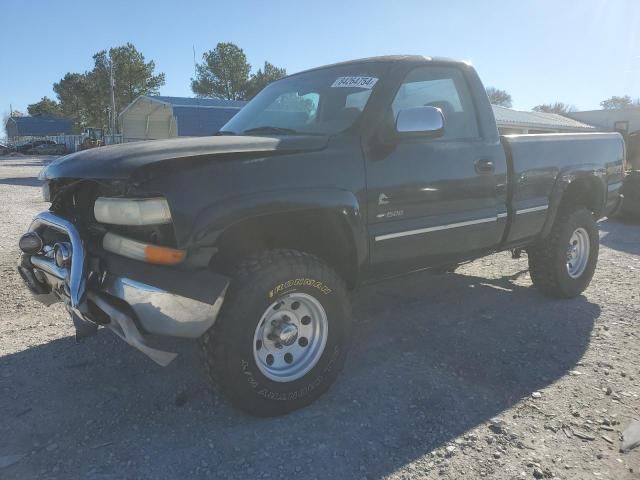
[395,106,445,138]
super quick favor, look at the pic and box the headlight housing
[94,197,172,226]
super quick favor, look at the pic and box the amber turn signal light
[103,232,185,265]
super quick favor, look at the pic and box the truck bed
[500,132,625,247]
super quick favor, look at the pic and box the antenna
[193,45,197,77]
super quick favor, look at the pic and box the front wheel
[527,207,599,298]
[199,249,352,416]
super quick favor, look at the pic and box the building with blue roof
[5,116,73,140]
[119,95,246,141]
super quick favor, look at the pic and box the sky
[1,0,639,116]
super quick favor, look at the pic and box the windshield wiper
[243,126,300,135]
[214,130,237,136]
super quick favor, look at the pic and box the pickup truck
[619,130,640,217]
[18,55,625,416]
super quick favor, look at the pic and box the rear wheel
[200,249,352,416]
[527,207,599,298]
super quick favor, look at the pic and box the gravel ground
[0,155,639,480]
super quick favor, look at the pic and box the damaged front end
[18,180,229,366]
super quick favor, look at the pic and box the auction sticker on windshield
[331,76,378,89]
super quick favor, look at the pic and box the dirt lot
[0,155,639,479]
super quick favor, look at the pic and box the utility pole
[109,59,117,133]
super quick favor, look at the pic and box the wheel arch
[204,189,366,289]
[540,169,606,238]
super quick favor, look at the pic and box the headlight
[94,197,172,225]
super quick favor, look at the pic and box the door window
[391,66,480,139]
[345,89,372,111]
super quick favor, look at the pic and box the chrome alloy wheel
[253,292,328,382]
[566,227,590,279]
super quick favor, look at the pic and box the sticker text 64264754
[331,76,378,89]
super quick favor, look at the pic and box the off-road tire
[199,249,352,416]
[527,207,599,298]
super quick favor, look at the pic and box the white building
[492,105,595,135]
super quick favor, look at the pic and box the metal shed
[119,96,246,142]
[5,116,73,140]
[566,108,640,135]
[492,105,595,134]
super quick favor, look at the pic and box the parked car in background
[15,139,56,154]
[0,142,14,155]
[18,55,624,416]
[618,130,640,218]
[27,142,67,155]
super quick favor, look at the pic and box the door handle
[475,159,495,174]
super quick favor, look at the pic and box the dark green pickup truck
[19,55,624,415]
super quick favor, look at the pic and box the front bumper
[18,211,229,366]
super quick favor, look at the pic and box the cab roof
[294,55,469,76]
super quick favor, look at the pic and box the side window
[345,90,372,111]
[391,66,479,139]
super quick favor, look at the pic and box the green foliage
[600,95,640,110]
[27,96,63,117]
[246,62,287,100]
[486,87,512,108]
[94,44,165,108]
[191,43,286,100]
[52,43,165,131]
[53,73,88,126]
[532,102,575,114]
[191,43,252,100]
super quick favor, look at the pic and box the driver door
[366,65,504,274]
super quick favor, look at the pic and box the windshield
[221,63,388,136]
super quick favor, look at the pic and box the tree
[53,73,90,130]
[191,43,287,101]
[52,43,165,131]
[246,61,287,99]
[93,43,165,110]
[191,43,251,100]
[600,95,640,110]
[532,102,575,114]
[486,87,512,108]
[27,96,63,117]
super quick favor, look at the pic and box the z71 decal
[376,210,404,219]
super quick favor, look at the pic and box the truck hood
[41,135,329,180]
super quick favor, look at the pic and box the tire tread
[528,204,598,298]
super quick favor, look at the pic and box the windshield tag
[331,76,378,89]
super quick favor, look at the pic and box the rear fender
[540,167,606,238]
